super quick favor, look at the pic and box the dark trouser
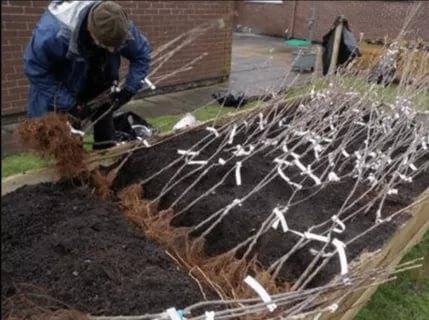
[69,100,116,150]
[91,106,115,150]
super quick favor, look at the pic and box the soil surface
[115,125,429,285]
[1,183,205,317]
[2,109,428,317]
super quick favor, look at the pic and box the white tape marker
[409,163,417,171]
[272,207,289,232]
[177,149,199,156]
[293,160,321,185]
[244,275,277,312]
[143,77,156,90]
[387,188,398,195]
[328,303,339,313]
[332,239,348,276]
[143,139,150,147]
[205,311,215,320]
[206,127,220,137]
[258,112,265,130]
[305,233,348,276]
[233,144,255,156]
[218,158,226,165]
[274,158,292,167]
[277,166,303,190]
[235,161,242,186]
[331,215,346,233]
[328,171,340,182]
[166,307,182,320]
[67,122,85,137]
[187,160,208,166]
[422,138,427,150]
[228,124,237,144]
[304,232,329,243]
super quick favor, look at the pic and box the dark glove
[68,103,92,121]
[111,88,134,111]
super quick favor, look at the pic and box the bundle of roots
[17,113,118,199]
[118,184,286,303]
[18,113,88,179]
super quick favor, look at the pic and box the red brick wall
[234,1,293,37]
[1,0,233,117]
[234,1,429,41]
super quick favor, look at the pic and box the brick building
[234,0,429,42]
[1,0,234,120]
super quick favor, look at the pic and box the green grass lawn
[356,232,429,320]
[1,102,259,178]
[1,153,49,178]
[148,101,261,133]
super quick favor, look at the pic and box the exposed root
[90,169,113,199]
[17,113,124,199]
[118,183,290,303]
[18,113,88,178]
[3,309,89,320]
[2,285,88,320]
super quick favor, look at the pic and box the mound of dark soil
[114,127,429,285]
[1,183,205,317]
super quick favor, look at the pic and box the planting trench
[2,102,429,318]
[114,125,429,285]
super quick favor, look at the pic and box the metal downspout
[289,0,297,39]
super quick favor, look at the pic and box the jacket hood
[48,0,101,57]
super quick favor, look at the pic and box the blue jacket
[24,1,151,117]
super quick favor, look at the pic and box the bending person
[24,0,151,149]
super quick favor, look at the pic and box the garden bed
[2,93,428,318]
[114,123,429,286]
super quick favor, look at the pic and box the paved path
[125,33,317,119]
[228,33,314,97]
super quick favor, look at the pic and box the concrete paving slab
[123,83,227,119]
[228,33,314,96]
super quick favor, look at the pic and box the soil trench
[114,126,429,285]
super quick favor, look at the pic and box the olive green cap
[87,1,129,49]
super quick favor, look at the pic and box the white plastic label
[272,207,289,232]
[187,160,208,166]
[332,239,348,275]
[166,307,182,320]
[178,149,199,156]
[228,124,237,144]
[331,215,345,233]
[244,275,277,312]
[206,127,220,137]
[328,171,340,182]
[235,161,242,186]
[305,233,349,276]
[67,122,85,137]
